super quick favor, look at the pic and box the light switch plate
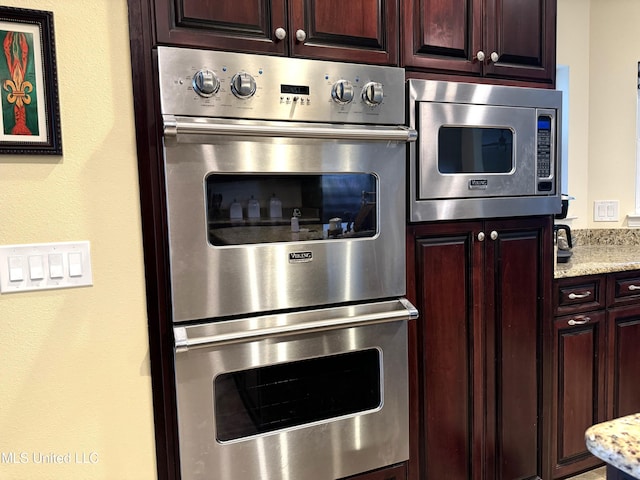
[594,200,619,222]
[0,241,93,293]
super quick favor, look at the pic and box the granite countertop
[554,229,640,279]
[555,244,640,278]
[585,413,640,478]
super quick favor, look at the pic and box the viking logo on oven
[469,179,488,190]
[289,251,313,263]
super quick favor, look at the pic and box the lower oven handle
[164,117,417,143]
[174,298,418,352]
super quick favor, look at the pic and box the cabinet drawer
[555,275,606,315]
[607,271,640,307]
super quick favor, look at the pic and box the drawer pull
[628,284,640,291]
[568,291,591,299]
[568,316,591,326]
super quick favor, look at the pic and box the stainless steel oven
[173,299,416,480]
[157,47,417,480]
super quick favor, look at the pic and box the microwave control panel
[536,112,555,192]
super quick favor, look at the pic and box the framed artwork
[0,7,62,155]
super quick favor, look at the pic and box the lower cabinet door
[607,305,640,418]
[552,311,606,478]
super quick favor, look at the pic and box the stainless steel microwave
[407,79,562,222]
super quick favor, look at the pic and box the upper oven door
[415,102,539,200]
[163,117,414,322]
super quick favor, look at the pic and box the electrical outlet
[593,200,619,222]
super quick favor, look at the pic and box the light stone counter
[555,245,640,278]
[585,413,640,479]
[554,229,640,279]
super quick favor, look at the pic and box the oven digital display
[281,84,310,95]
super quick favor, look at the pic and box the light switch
[49,253,64,279]
[68,252,83,277]
[28,255,44,280]
[0,241,92,293]
[8,256,24,282]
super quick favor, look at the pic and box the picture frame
[0,6,62,155]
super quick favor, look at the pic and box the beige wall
[0,1,156,479]
[558,0,640,228]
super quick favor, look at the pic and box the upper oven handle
[174,298,418,352]
[163,116,417,142]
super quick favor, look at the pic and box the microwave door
[416,102,537,200]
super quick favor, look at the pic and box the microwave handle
[174,298,418,352]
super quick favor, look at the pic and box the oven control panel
[157,46,406,125]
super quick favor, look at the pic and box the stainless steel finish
[174,298,418,351]
[568,291,591,300]
[490,230,499,240]
[331,80,354,104]
[160,48,413,322]
[192,70,219,97]
[568,315,591,326]
[407,79,562,221]
[230,72,256,98]
[362,82,384,106]
[158,46,406,125]
[174,301,413,480]
[164,124,410,321]
[163,116,416,141]
[478,232,485,241]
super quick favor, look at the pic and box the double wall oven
[158,47,417,480]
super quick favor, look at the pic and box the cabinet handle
[568,291,591,299]
[477,232,485,242]
[295,29,307,42]
[475,50,486,62]
[490,51,500,62]
[568,315,591,326]
[628,284,640,291]
[490,230,498,240]
[274,27,287,40]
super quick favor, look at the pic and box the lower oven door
[173,298,417,480]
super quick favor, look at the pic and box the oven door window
[214,348,382,442]
[206,173,378,245]
[438,126,514,174]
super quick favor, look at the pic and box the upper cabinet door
[402,0,556,85]
[154,0,288,54]
[288,0,399,65]
[483,0,556,82]
[153,0,398,64]
[402,0,483,75]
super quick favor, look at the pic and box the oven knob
[362,82,384,106]
[192,69,220,97]
[230,72,257,98]
[331,80,354,104]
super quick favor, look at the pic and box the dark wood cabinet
[402,0,556,84]
[154,0,399,64]
[551,309,606,478]
[407,216,552,480]
[552,270,640,478]
[607,304,640,419]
